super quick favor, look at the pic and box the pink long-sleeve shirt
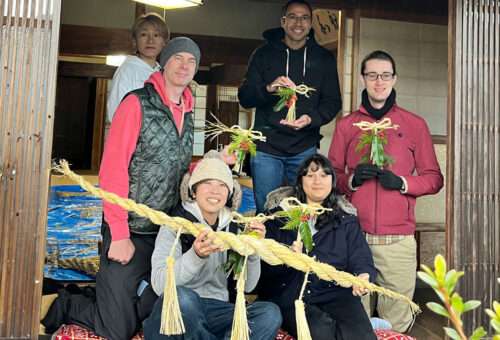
[99,71,194,240]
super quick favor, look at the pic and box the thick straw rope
[53,160,420,313]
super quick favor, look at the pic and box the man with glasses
[328,50,443,333]
[238,0,342,213]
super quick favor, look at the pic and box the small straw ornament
[160,227,186,335]
[353,117,399,168]
[204,114,266,174]
[52,160,422,326]
[273,84,316,122]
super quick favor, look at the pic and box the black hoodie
[238,27,342,156]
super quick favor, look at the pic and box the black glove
[378,169,404,190]
[352,164,380,188]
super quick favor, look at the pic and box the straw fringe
[160,228,185,335]
[230,255,250,340]
[53,160,421,314]
[295,271,312,340]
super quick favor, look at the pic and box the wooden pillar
[0,0,62,337]
[447,0,500,333]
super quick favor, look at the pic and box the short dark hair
[361,50,397,76]
[282,0,313,17]
[132,12,170,42]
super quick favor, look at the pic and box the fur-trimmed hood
[263,186,357,216]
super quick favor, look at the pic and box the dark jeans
[250,147,316,213]
[67,225,157,340]
[143,286,282,340]
[281,293,376,340]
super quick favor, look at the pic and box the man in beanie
[42,37,202,340]
[143,157,282,339]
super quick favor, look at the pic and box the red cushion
[375,329,416,340]
[54,324,293,340]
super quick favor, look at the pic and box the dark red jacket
[328,105,443,235]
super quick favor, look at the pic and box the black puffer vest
[127,83,194,234]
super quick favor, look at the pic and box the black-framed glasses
[283,14,311,23]
[363,72,394,81]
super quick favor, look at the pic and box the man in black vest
[42,37,201,340]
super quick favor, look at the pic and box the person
[143,157,282,340]
[328,50,444,332]
[238,0,342,213]
[106,12,169,123]
[42,37,202,340]
[257,154,377,340]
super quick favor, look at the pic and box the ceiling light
[132,0,203,9]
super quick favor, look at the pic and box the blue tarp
[45,184,256,281]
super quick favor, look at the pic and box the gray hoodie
[151,201,261,301]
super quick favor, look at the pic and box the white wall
[358,18,448,135]
[61,0,283,39]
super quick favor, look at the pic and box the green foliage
[276,208,314,253]
[228,133,257,157]
[223,250,245,277]
[418,254,500,340]
[355,131,393,167]
[273,87,295,112]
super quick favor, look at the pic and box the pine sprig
[353,118,399,168]
[275,197,331,253]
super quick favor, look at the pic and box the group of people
[42,0,443,339]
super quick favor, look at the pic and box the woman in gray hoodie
[144,157,282,340]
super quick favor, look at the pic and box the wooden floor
[407,285,446,339]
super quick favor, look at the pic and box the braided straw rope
[54,160,421,313]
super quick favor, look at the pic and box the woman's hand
[291,240,303,253]
[247,221,266,238]
[193,229,223,258]
[352,273,370,296]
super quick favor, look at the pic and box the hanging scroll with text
[312,9,340,51]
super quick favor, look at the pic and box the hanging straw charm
[295,270,312,340]
[230,254,250,340]
[160,228,186,335]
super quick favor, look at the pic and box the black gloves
[352,165,404,191]
[352,164,380,188]
[378,169,404,190]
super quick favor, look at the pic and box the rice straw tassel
[295,270,312,340]
[230,254,250,340]
[160,228,186,335]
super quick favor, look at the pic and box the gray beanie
[159,37,201,70]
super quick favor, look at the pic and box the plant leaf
[462,300,481,313]
[417,271,439,289]
[434,254,447,282]
[444,269,464,294]
[443,327,461,340]
[470,326,487,340]
[426,302,450,318]
[299,222,313,253]
[450,293,464,315]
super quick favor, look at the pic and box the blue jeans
[143,287,282,340]
[250,147,317,213]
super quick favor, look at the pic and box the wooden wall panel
[448,0,500,333]
[0,0,61,338]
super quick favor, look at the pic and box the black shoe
[41,289,71,333]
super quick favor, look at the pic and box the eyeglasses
[363,72,395,81]
[283,14,311,23]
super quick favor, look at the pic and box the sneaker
[370,317,392,330]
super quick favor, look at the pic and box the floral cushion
[54,324,294,340]
[374,329,416,340]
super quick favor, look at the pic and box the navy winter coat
[257,207,376,308]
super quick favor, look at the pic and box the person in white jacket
[144,157,282,340]
[106,12,169,123]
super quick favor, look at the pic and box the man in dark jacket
[42,37,201,340]
[238,0,342,213]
